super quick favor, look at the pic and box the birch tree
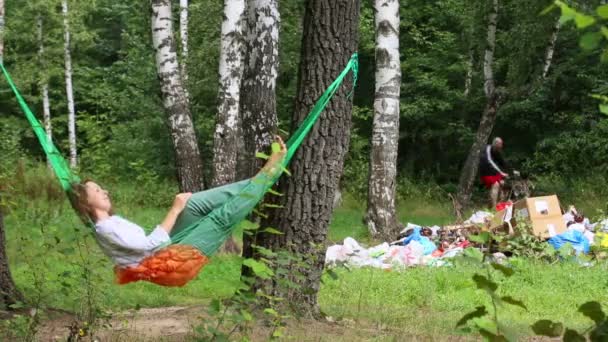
[455,0,499,215]
[239,0,280,177]
[38,15,52,149]
[0,0,25,309]
[151,0,205,192]
[62,0,77,168]
[211,0,245,187]
[179,0,190,100]
[239,0,280,258]
[365,0,401,241]
[542,18,560,80]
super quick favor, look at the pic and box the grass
[3,171,608,339]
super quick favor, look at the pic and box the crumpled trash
[402,227,437,256]
[548,230,590,255]
[465,211,493,225]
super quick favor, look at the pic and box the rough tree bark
[0,0,24,309]
[62,0,77,168]
[211,0,246,187]
[151,0,204,192]
[265,0,360,317]
[365,0,401,241]
[238,0,280,258]
[455,0,499,215]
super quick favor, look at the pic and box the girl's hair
[70,179,112,223]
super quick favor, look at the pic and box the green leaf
[456,306,487,327]
[556,2,576,24]
[597,5,608,19]
[575,14,596,29]
[267,188,283,196]
[242,258,274,279]
[262,203,284,209]
[563,328,586,342]
[601,26,608,39]
[600,104,608,114]
[491,263,514,277]
[256,152,269,160]
[469,232,491,244]
[473,274,498,293]
[540,4,557,16]
[531,320,564,337]
[262,227,283,235]
[501,296,527,310]
[240,309,253,322]
[463,247,484,263]
[580,32,602,51]
[474,316,499,335]
[578,301,605,324]
[271,142,281,154]
[264,308,279,317]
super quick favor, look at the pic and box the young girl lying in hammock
[71,136,287,286]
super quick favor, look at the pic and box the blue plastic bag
[403,227,437,255]
[547,230,590,255]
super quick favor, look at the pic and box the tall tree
[364,0,401,241]
[211,0,246,187]
[266,0,360,317]
[151,0,205,192]
[0,0,24,309]
[239,0,280,258]
[455,0,499,215]
[541,19,560,80]
[179,0,190,100]
[239,0,280,178]
[62,0,77,168]
[38,14,52,155]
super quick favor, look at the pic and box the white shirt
[95,215,171,267]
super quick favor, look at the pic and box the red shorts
[480,174,504,189]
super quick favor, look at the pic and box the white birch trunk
[365,0,401,240]
[62,0,77,168]
[464,47,474,96]
[151,0,204,192]
[211,0,246,187]
[239,0,280,177]
[483,0,497,98]
[38,15,52,167]
[179,0,190,100]
[541,19,560,80]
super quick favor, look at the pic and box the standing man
[479,137,514,208]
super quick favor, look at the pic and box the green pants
[169,173,274,255]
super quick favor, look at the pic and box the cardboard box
[489,195,567,239]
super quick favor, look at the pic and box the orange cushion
[114,245,209,287]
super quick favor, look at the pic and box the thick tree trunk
[38,15,53,163]
[62,0,77,168]
[0,208,23,310]
[455,0,498,215]
[365,0,401,241]
[211,0,246,188]
[151,0,205,192]
[239,0,280,258]
[541,19,560,80]
[266,0,359,317]
[0,0,24,309]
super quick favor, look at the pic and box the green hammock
[0,53,358,256]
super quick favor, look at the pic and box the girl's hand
[171,193,192,213]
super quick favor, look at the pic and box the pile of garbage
[325,195,608,270]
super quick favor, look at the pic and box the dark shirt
[479,145,510,177]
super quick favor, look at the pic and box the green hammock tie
[0,53,358,255]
